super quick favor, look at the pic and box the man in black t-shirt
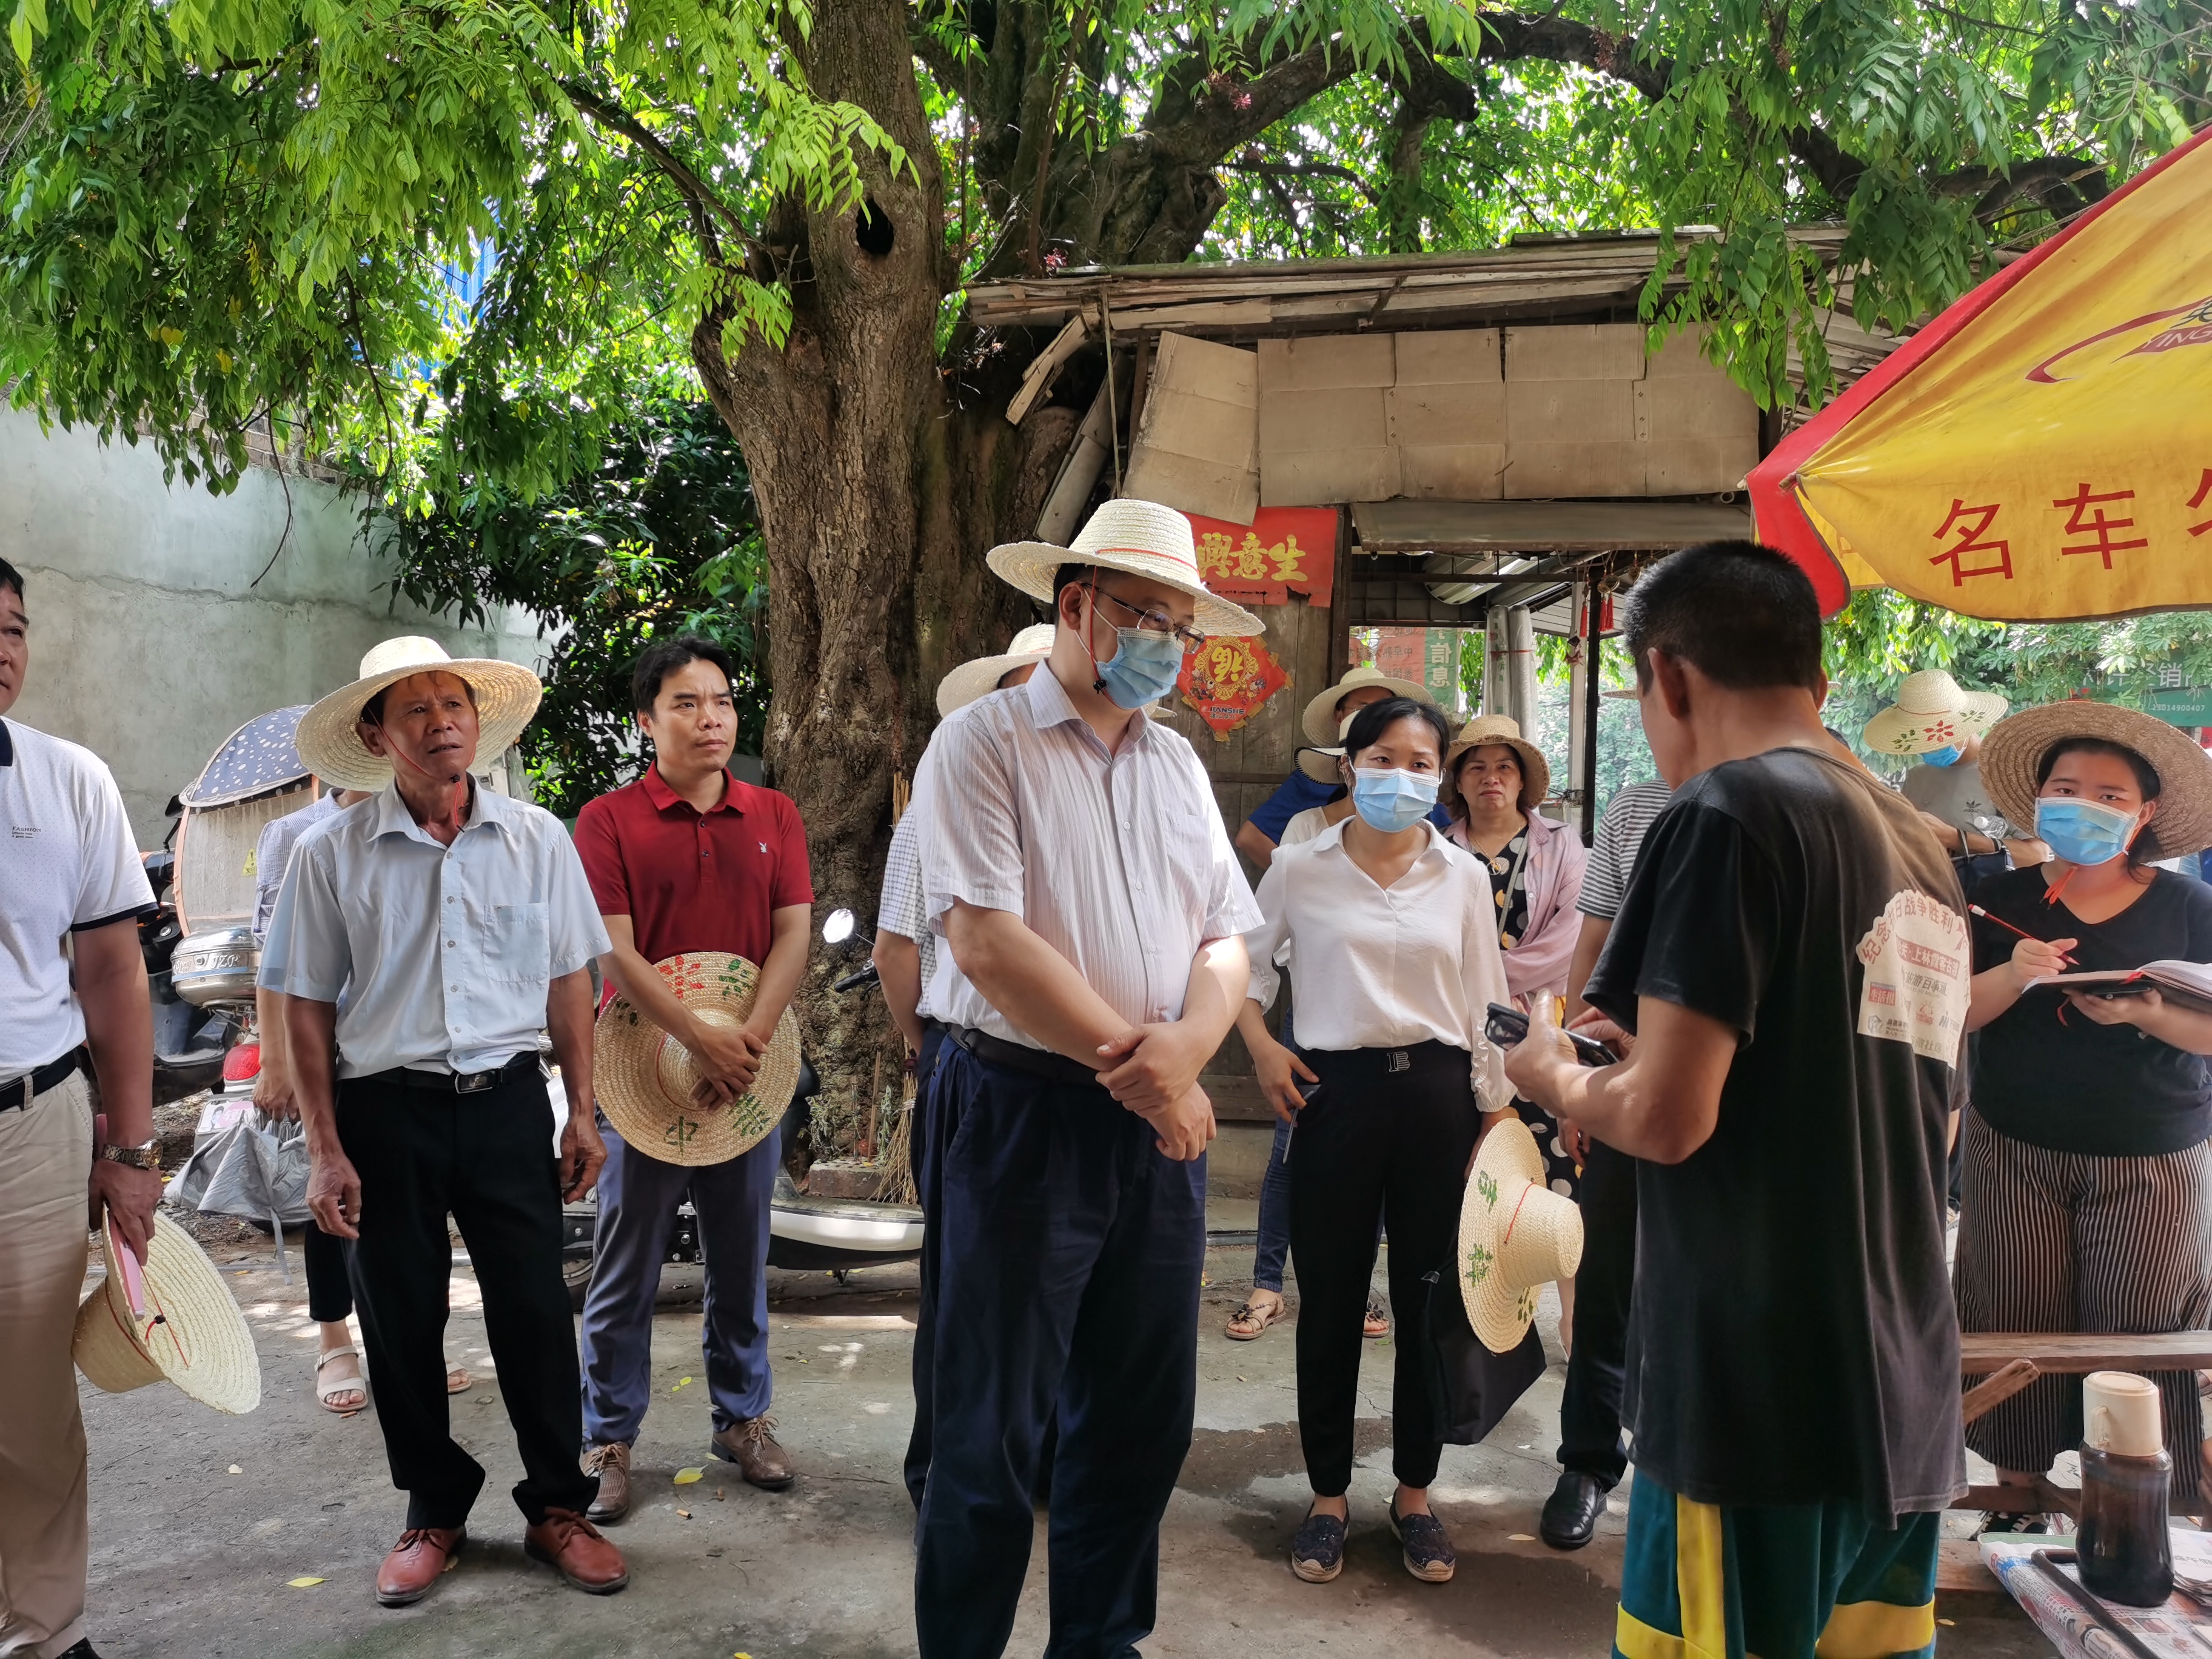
[1507,542,1965,1659]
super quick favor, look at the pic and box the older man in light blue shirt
[259,636,627,1609]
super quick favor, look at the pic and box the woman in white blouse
[1236,696,1514,1589]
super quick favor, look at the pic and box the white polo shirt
[1,718,158,1073]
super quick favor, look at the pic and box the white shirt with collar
[919,663,1262,1050]
[259,780,610,1079]
[1244,817,1513,1107]
[0,717,158,1072]
[876,765,950,1022]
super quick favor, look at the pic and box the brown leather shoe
[374,1526,464,1607]
[524,1507,629,1595]
[710,1414,795,1490]
[582,1441,631,1523]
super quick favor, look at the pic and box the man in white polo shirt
[0,556,161,1659]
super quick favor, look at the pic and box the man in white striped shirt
[913,501,1261,1658]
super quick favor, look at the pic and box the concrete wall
[0,406,546,843]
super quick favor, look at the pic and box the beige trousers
[0,1072,92,1659]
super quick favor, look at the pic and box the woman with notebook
[1957,701,2212,1526]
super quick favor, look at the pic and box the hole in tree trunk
[855,198,895,258]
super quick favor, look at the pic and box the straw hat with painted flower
[1860,669,2008,759]
[1442,716,1552,815]
[935,624,1057,718]
[987,498,1264,640]
[1292,665,1437,782]
[1459,1116,1584,1355]
[1980,700,2212,861]
[294,636,543,793]
[74,1210,261,1415]
[595,952,804,1166]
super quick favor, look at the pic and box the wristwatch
[98,1140,161,1172]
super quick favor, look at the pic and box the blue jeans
[1252,1115,1296,1293]
[578,1110,779,1446]
[914,1042,1204,1659]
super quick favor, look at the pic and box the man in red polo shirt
[572,636,813,1520]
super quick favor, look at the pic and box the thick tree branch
[1223,158,1381,207]
[556,79,769,274]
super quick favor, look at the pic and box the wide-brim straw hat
[295,636,543,793]
[1296,745,1347,785]
[1301,665,1434,747]
[1443,716,1551,814]
[1982,702,2212,860]
[1861,669,2009,758]
[595,952,803,1166]
[936,624,1057,718]
[986,498,1264,640]
[1459,1116,1584,1355]
[74,1211,261,1414]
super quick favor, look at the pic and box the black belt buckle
[455,1068,498,1094]
[1387,1050,1412,1073]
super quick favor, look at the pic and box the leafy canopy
[4,0,2204,513]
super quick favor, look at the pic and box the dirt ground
[75,1222,2051,1658]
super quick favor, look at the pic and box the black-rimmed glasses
[1091,585,1208,654]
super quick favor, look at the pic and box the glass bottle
[2077,1443,2174,1607]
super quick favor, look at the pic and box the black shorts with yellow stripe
[1614,1469,1941,1659]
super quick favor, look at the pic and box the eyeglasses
[1090,585,1207,654]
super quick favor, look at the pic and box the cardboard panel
[1393,328,1502,386]
[1386,381,1506,445]
[1501,442,1646,498]
[1635,377,1760,441]
[1260,446,1401,507]
[1261,386,1387,454]
[1644,436,1760,495]
[1644,325,1724,378]
[1256,333,1396,391]
[1506,378,1637,444]
[1121,332,1259,522]
[1399,444,1506,500]
[1504,323,1645,381]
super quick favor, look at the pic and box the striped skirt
[1955,1111,2212,1496]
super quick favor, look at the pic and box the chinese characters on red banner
[1927,477,2209,586]
[1184,508,1338,607]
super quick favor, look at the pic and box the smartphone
[1484,1002,1620,1067]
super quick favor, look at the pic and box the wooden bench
[1957,1332,2212,1519]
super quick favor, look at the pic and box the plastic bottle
[2076,1371,2174,1607]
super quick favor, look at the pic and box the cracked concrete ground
[77,1229,2049,1658]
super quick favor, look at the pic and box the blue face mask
[1351,767,1438,833]
[1920,745,1963,768]
[2035,796,2140,867]
[1094,628,1184,711]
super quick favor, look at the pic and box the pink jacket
[1446,808,1589,1004]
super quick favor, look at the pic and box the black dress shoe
[1540,1470,1609,1550]
[57,1643,106,1659]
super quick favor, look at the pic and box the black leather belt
[0,1050,81,1113]
[369,1053,543,1094]
[949,1025,1109,1092]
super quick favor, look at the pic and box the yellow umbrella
[1752,126,2212,620]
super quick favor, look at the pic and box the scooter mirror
[822,908,857,945]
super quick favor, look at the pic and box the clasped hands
[685,1016,776,1107]
[1094,1021,1216,1161]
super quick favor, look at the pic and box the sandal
[315,1346,368,1415]
[1363,1298,1390,1339]
[1227,1296,1290,1341]
[446,1360,473,1395]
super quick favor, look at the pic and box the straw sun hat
[935,624,1057,718]
[1443,716,1552,814]
[1860,669,2009,759]
[1981,701,2212,860]
[595,953,804,1167]
[74,1211,261,1414]
[1459,1116,1584,1355]
[294,637,543,794]
[1292,665,1438,782]
[986,498,1264,640]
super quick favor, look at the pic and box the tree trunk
[687,0,1056,1149]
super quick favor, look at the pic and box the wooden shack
[965,233,1895,1119]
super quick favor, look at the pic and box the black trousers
[904,1018,950,1512]
[914,1042,1204,1659]
[1557,1135,1637,1486]
[1289,1041,1481,1495]
[303,1219,354,1326]
[335,1069,597,1530]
